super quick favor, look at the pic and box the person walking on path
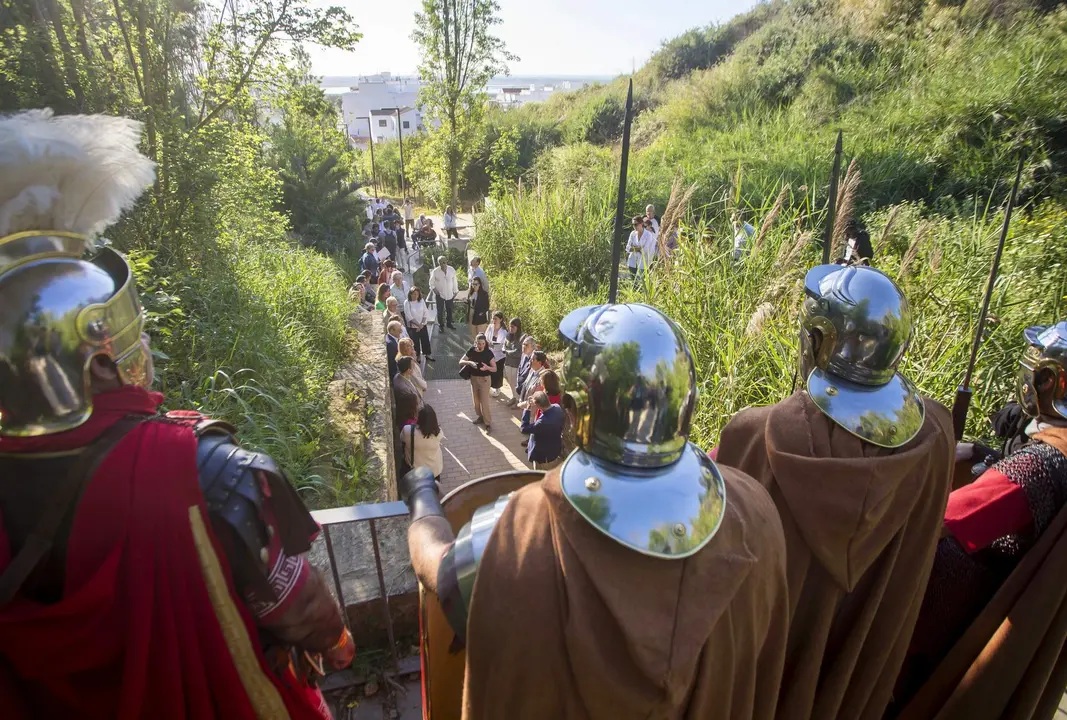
[360,241,379,279]
[732,212,755,262]
[443,205,460,240]
[400,405,445,483]
[379,221,398,265]
[503,318,524,406]
[468,256,489,291]
[645,204,661,234]
[404,199,415,233]
[486,312,508,397]
[430,255,458,331]
[521,391,564,470]
[393,220,408,271]
[404,287,434,363]
[626,215,655,280]
[459,333,497,433]
[467,277,490,340]
[383,296,400,329]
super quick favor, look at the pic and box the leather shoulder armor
[194,424,277,577]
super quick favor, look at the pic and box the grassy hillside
[472,0,1067,445]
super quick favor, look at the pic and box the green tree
[487,126,520,197]
[278,154,362,251]
[411,0,515,206]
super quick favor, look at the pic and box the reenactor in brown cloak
[716,264,955,720]
[399,304,790,719]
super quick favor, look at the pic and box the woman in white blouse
[626,214,655,280]
[401,404,445,482]
[404,286,434,363]
[486,311,508,397]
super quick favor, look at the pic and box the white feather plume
[0,109,156,248]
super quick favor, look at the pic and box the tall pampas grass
[830,158,861,258]
[0,109,155,243]
[658,174,698,260]
[875,204,902,257]
[752,183,790,254]
[899,220,931,277]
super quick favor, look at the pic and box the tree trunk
[41,0,86,108]
[68,0,99,104]
[448,108,459,208]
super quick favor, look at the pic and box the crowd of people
[381,256,571,475]
[373,244,568,482]
[363,197,467,257]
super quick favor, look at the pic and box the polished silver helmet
[0,232,150,436]
[799,264,923,448]
[0,110,156,437]
[1017,322,1067,421]
[555,303,726,558]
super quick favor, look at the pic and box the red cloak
[0,387,327,719]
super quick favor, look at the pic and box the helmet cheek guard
[1018,323,1067,421]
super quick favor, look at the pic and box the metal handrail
[312,502,409,669]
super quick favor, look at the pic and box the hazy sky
[307,0,760,78]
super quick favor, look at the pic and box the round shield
[419,470,543,720]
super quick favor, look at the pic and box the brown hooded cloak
[461,464,790,720]
[716,392,954,720]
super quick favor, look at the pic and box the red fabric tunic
[0,387,328,719]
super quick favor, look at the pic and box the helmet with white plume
[0,109,156,436]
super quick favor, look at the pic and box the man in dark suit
[520,392,564,470]
[516,335,535,398]
[386,320,401,379]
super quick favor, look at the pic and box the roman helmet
[1017,321,1067,421]
[798,264,924,448]
[554,303,726,558]
[0,109,156,436]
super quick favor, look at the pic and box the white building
[329,75,604,142]
[339,74,425,147]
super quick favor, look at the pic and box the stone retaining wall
[309,309,416,614]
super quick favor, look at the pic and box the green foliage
[412,0,515,204]
[487,126,521,196]
[469,0,1067,448]
[2,0,374,506]
[278,154,363,251]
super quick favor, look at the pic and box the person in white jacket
[404,286,435,363]
[443,206,460,240]
[430,255,458,331]
[626,215,656,280]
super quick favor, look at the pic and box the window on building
[378,119,387,127]
[403,121,410,129]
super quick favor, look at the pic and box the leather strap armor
[194,419,273,573]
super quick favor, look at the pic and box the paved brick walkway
[421,379,529,494]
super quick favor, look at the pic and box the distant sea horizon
[320,73,617,89]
